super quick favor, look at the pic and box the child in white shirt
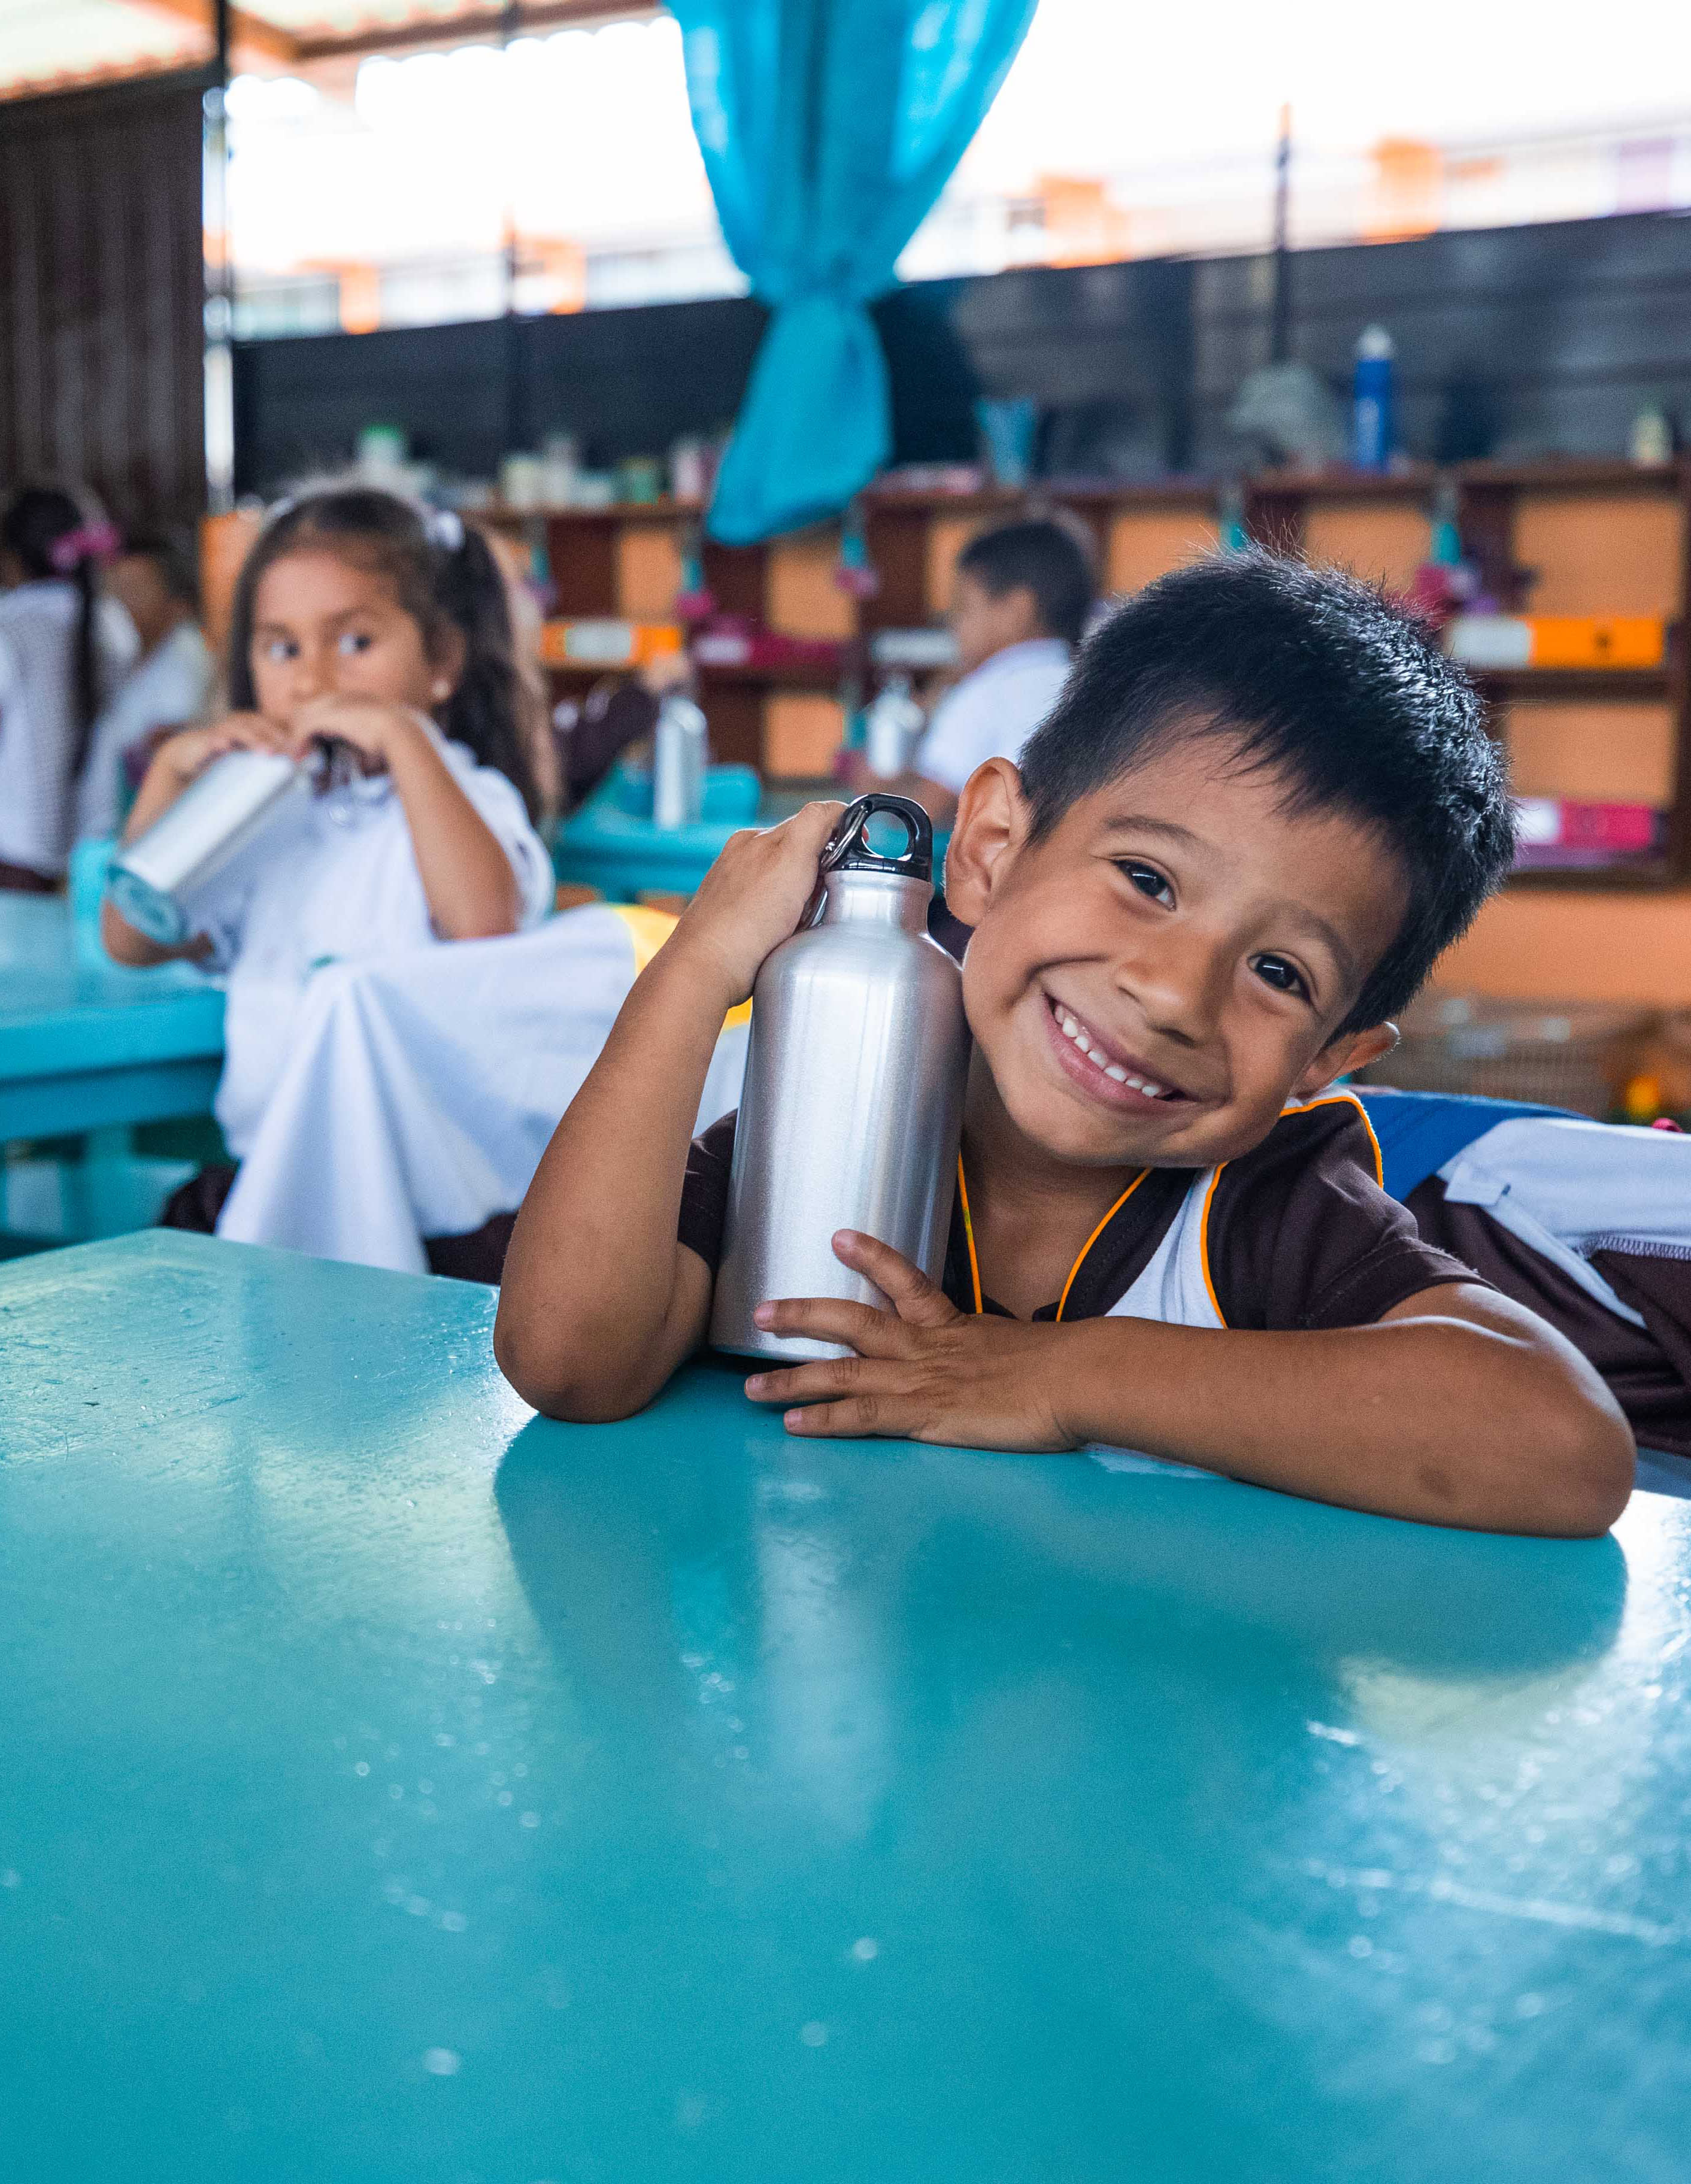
[850,517,1092,827]
[0,486,135,888]
[103,484,553,1194]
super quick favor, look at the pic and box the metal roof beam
[292,3,659,65]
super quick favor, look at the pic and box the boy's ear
[942,757,1031,926]
[1292,1020,1398,1100]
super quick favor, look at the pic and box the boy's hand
[741,1230,1075,1451]
[668,800,845,1008]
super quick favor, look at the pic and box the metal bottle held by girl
[107,739,355,946]
[710,794,971,1363]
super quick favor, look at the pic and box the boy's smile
[948,738,1408,1172]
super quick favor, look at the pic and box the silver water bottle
[651,693,709,829]
[710,795,970,1363]
[106,747,314,947]
[862,674,925,778]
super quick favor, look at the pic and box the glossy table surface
[2,1231,1687,2183]
[0,893,223,1134]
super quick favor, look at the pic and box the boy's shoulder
[1199,1091,1477,1332]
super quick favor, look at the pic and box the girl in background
[103,484,554,1229]
[0,485,135,889]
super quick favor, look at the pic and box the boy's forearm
[495,944,732,1415]
[1051,1302,1633,1536]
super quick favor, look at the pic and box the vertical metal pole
[1269,102,1292,366]
[203,0,236,513]
[501,1,523,460]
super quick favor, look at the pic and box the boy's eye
[1251,953,1310,1000]
[1119,861,1173,905]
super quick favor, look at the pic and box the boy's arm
[743,1236,1635,1538]
[493,800,843,1422]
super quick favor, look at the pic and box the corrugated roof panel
[0,0,210,94]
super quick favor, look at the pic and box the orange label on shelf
[539,620,684,668]
[1528,617,1665,668]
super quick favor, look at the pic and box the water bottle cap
[820,794,934,884]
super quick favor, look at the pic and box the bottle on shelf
[651,693,710,829]
[863,675,926,779]
[1351,325,1396,472]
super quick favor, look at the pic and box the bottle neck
[819,867,932,933]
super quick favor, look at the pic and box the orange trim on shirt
[1280,1088,1383,1187]
[1198,1088,1383,1329]
[1055,1169,1150,1322]
[957,1157,1153,1321]
[956,1154,983,1314]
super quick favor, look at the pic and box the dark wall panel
[232,258,1195,495]
[0,69,209,529]
[1192,210,1691,467]
[231,208,1691,499]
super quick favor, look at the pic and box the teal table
[554,762,765,900]
[0,891,223,1139]
[2,1232,1687,2182]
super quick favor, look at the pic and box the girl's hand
[152,712,293,788]
[286,694,435,772]
[667,800,845,1008]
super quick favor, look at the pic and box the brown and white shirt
[679,1090,1478,1334]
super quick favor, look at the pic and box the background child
[497,554,1634,1539]
[0,484,135,890]
[102,483,554,1231]
[75,528,215,842]
[851,515,1093,827]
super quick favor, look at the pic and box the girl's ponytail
[429,514,543,823]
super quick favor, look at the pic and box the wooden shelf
[1508,859,1677,891]
[545,657,845,693]
[1477,667,1673,701]
[486,455,1691,879]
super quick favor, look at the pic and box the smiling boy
[497,555,1634,1537]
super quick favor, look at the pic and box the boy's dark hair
[958,517,1094,647]
[122,529,201,613]
[227,484,541,820]
[1017,551,1514,1036]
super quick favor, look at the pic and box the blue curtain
[672,0,1040,544]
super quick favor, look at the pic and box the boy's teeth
[1055,1001,1175,1097]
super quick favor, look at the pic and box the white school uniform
[180,736,554,1161]
[216,904,748,1275]
[75,622,215,842]
[0,580,137,875]
[914,637,1071,795]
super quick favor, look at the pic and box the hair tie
[48,520,121,574]
[428,508,465,554]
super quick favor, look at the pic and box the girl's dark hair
[2,484,104,765]
[226,484,541,820]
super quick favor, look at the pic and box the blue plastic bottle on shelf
[1352,324,1396,471]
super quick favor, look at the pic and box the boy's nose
[1116,929,1228,1048]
